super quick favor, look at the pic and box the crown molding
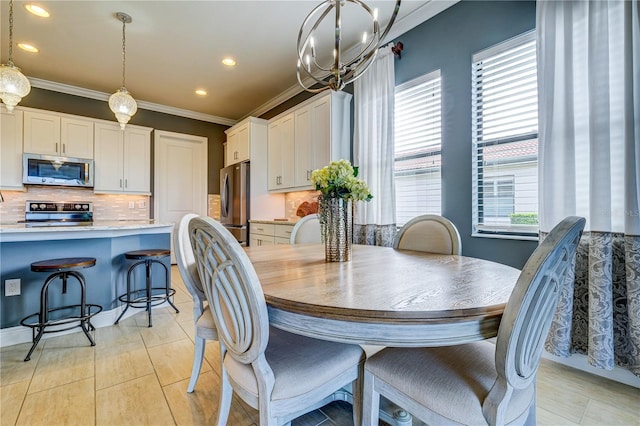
[242,0,460,120]
[29,0,458,126]
[28,78,237,127]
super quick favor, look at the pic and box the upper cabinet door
[0,109,24,190]
[294,105,312,187]
[23,110,61,156]
[268,113,295,191]
[61,117,94,158]
[123,127,151,194]
[93,122,124,192]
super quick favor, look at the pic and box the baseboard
[543,351,640,389]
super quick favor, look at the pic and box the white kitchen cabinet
[225,122,249,166]
[267,113,295,191]
[269,90,351,192]
[23,110,94,159]
[250,222,275,246]
[249,222,294,246]
[0,109,24,190]
[93,122,152,194]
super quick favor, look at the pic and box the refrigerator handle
[221,173,230,218]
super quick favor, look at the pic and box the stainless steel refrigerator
[220,162,250,245]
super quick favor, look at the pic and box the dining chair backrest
[290,214,321,244]
[173,213,207,313]
[189,216,269,365]
[484,215,585,424]
[393,214,462,255]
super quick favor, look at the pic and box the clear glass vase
[320,196,353,262]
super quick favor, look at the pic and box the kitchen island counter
[0,221,173,342]
[0,221,173,242]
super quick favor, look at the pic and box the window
[394,70,442,227]
[472,31,538,237]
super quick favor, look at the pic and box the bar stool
[114,249,179,327]
[20,257,103,362]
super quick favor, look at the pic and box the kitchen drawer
[250,235,275,246]
[250,223,275,235]
[275,224,294,239]
[275,237,291,245]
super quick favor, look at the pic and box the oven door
[23,154,94,187]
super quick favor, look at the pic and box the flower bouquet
[310,159,372,262]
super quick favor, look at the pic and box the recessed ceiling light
[195,89,207,96]
[222,58,236,67]
[18,43,39,53]
[24,4,50,18]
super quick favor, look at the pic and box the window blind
[472,31,539,236]
[394,70,442,226]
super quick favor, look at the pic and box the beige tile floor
[1,266,638,426]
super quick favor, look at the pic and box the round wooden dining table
[244,243,521,347]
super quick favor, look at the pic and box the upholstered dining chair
[363,216,585,426]
[393,214,462,255]
[189,216,365,426]
[289,214,321,244]
[173,213,218,393]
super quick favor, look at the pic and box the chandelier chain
[121,16,127,88]
[8,0,14,64]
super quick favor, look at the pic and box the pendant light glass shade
[1,0,31,112]
[109,87,137,130]
[109,12,136,130]
[0,63,31,112]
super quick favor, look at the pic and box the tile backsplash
[0,187,150,223]
[285,190,320,220]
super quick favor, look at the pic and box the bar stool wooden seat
[114,249,179,327]
[20,257,102,362]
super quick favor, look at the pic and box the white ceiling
[1,0,456,125]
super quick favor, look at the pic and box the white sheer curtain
[353,45,397,246]
[537,0,640,376]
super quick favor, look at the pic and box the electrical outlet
[5,279,20,296]
[128,201,135,209]
[137,200,146,209]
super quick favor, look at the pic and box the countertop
[249,219,298,225]
[0,220,173,242]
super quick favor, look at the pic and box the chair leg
[187,336,206,393]
[216,346,232,426]
[362,370,381,426]
[352,362,364,426]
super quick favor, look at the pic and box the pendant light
[296,0,401,93]
[109,12,137,130]
[0,0,31,112]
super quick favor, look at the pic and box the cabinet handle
[62,143,66,154]
[120,179,123,188]
[307,170,311,181]
[55,143,58,153]
[257,227,264,231]
[124,179,128,188]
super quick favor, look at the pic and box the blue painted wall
[392,0,539,268]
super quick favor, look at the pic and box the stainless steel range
[23,201,93,227]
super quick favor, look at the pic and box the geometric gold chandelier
[296,0,401,93]
[0,0,31,112]
[109,12,137,130]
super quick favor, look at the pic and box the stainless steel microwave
[23,153,94,187]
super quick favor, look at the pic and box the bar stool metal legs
[114,249,179,327]
[21,257,102,362]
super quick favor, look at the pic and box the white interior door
[154,130,208,263]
